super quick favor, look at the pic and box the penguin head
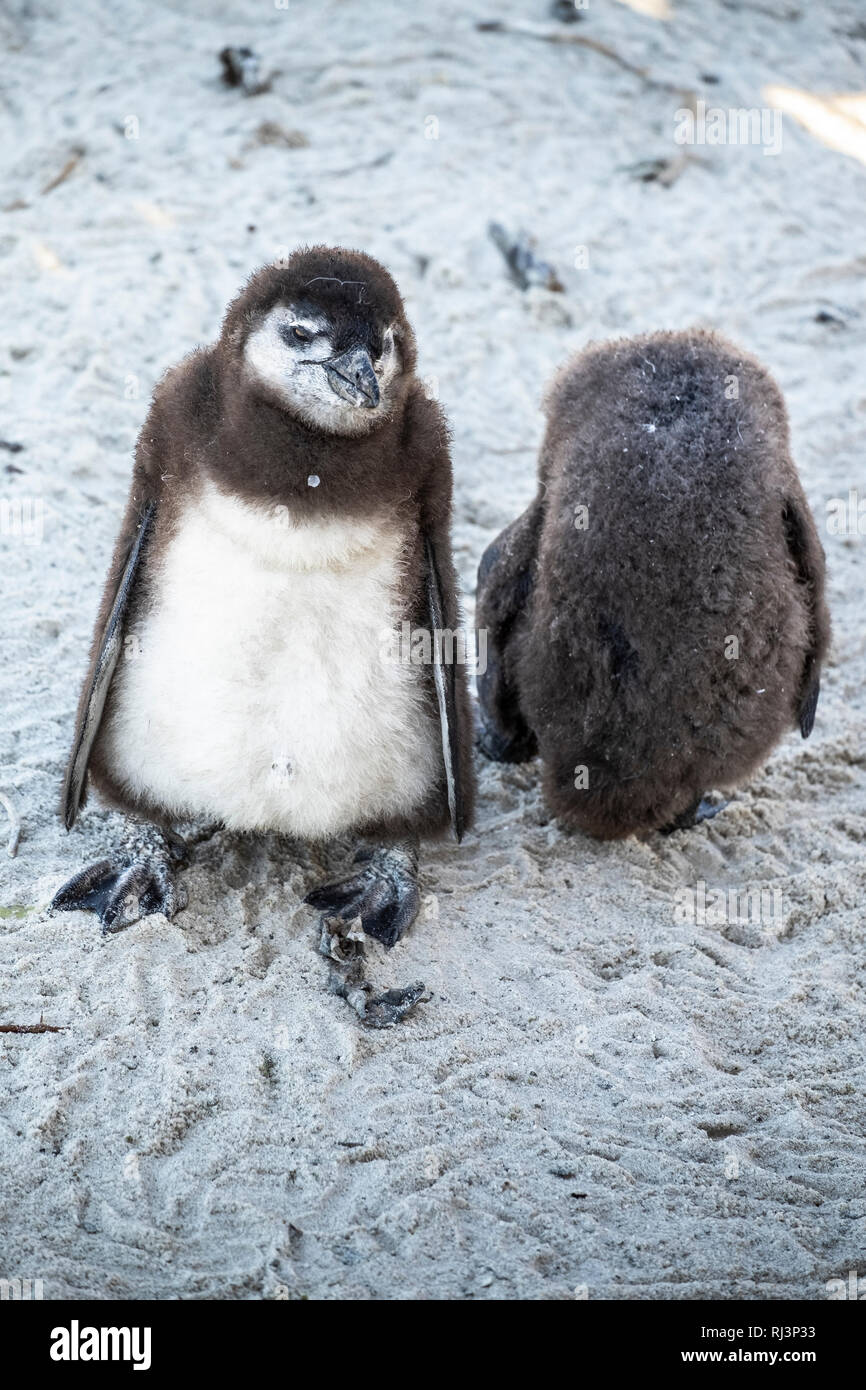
[224,247,416,436]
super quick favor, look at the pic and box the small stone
[307,474,320,488]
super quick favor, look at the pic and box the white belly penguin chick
[52,247,475,1024]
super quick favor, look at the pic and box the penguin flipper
[798,671,820,740]
[61,501,156,829]
[782,493,830,740]
[403,384,474,837]
[474,506,542,763]
[424,534,466,841]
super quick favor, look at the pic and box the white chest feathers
[103,482,440,838]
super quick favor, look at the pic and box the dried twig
[477,18,690,95]
[41,146,84,195]
[0,1016,67,1034]
[478,18,648,76]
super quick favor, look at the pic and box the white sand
[1,0,865,1299]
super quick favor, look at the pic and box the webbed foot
[49,856,186,934]
[304,841,421,949]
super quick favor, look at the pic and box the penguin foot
[304,842,421,950]
[662,796,729,834]
[318,921,425,1030]
[49,856,187,934]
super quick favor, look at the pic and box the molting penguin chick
[52,247,474,1016]
[476,329,830,838]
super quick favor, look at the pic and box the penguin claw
[49,857,186,934]
[304,845,421,950]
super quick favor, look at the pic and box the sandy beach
[1,0,865,1299]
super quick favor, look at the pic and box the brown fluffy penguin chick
[476,329,830,838]
[51,248,474,1020]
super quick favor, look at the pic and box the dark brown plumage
[476,328,830,838]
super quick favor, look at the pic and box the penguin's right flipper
[474,507,543,764]
[61,501,156,829]
[49,853,187,934]
[782,493,831,739]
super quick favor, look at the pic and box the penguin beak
[324,346,380,409]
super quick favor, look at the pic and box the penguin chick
[52,247,474,992]
[476,329,830,838]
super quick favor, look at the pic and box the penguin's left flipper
[404,384,474,841]
[49,854,187,934]
[474,508,543,765]
[62,499,157,830]
[305,842,420,950]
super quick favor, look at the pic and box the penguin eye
[291,325,312,344]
